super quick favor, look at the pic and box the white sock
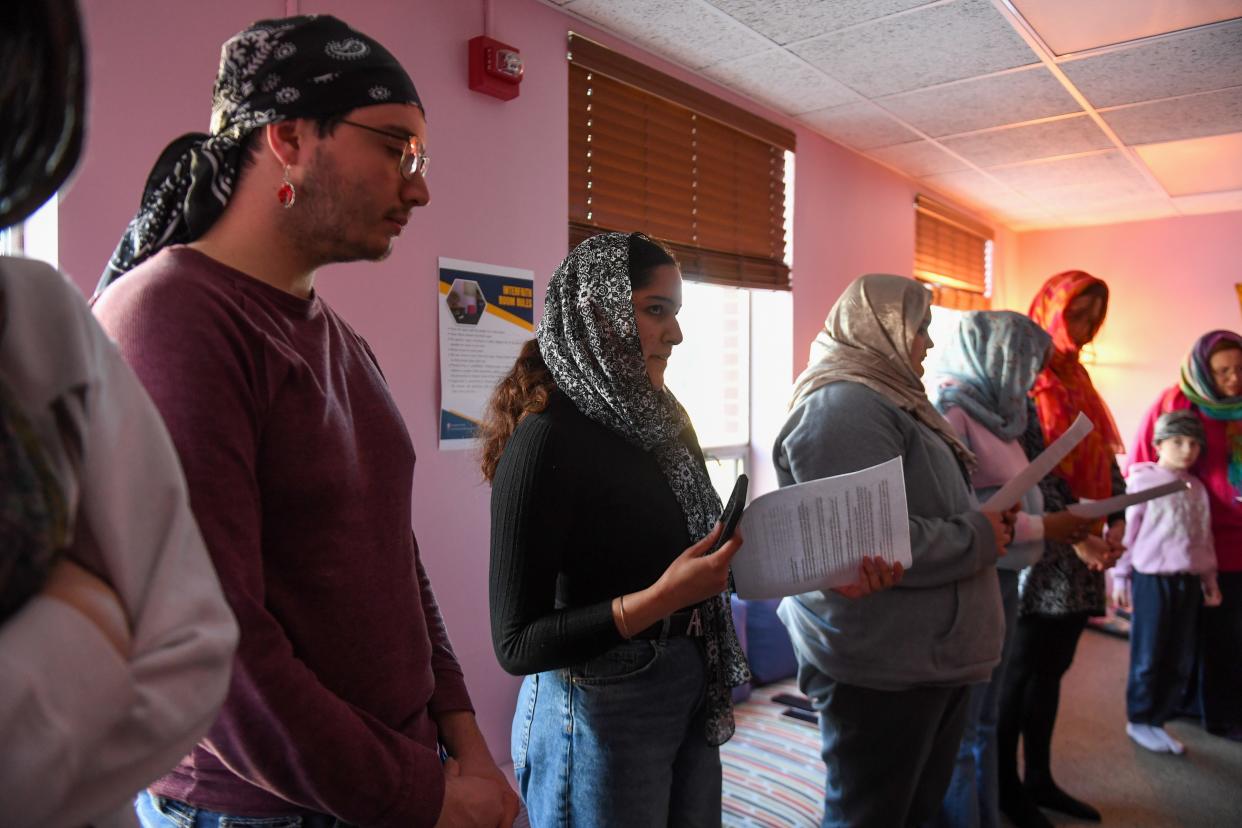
[1127,722,1170,753]
[1155,725,1185,755]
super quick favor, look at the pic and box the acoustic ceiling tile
[1034,187,1170,213]
[880,67,1081,137]
[987,150,1154,196]
[992,204,1057,225]
[565,0,771,70]
[1040,200,1179,228]
[1009,0,1242,55]
[1059,18,1242,108]
[702,48,858,114]
[1101,86,1242,145]
[868,140,971,177]
[705,0,937,45]
[919,168,1028,213]
[1174,189,1242,215]
[1135,132,1242,196]
[941,115,1114,168]
[799,100,920,150]
[790,0,1038,98]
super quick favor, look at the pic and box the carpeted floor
[720,629,1242,827]
[1042,628,1242,827]
[721,679,823,826]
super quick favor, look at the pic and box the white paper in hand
[732,456,912,600]
[982,412,1093,512]
[1068,480,1190,519]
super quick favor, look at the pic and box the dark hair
[1069,281,1109,345]
[478,232,678,481]
[1078,282,1108,303]
[236,113,348,177]
[627,232,677,288]
[477,338,553,482]
[1208,339,1242,359]
[0,0,86,229]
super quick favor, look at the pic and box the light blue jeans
[135,790,350,827]
[513,636,720,827]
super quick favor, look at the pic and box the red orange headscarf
[1029,270,1123,500]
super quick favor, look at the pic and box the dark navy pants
[1200,571,1242,732]
[1127,571,1201,726]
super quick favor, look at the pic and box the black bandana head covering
[536,231,751,746]
[96,14,422,295]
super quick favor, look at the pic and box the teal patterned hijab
[933,310,1052,441]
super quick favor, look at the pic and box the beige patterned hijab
[789,273,976,472]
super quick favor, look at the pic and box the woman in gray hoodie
[774,274,1011,828]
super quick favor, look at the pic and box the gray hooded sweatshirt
[774,381,1004,691]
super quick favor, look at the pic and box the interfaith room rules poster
[437,257,535,450]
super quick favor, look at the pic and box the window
[567,33,793,291]
[663,281,750,500]
[0,194,59,268]
[913,195,992,310]
[921,302,967,397]
[565,35,797,501]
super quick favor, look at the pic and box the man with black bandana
[93,15,517,828]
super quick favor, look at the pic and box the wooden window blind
[568,33,793,291]
[914,195,993,310]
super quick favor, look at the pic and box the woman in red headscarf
[997,271,1126,828]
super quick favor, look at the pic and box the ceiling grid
[544,0,1242,230]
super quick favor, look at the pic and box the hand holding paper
[1066,480,1189,519]
[832,556,905,600]
[982,412,1094,512]
[731,457,912,600]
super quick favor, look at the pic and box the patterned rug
[721,679,825,827]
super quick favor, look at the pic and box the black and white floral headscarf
[96,14,421,295]
[536,231,751,746]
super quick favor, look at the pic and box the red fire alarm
[469,35,523,101]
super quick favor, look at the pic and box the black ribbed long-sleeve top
[489,391,703,675]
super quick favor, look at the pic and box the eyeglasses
[339,119,430,179]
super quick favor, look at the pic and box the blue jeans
[135,790,350,828]
[936,569,1019,828]
[513,636,720,827]
[1128,571,1200,725]
[932,684,988,828]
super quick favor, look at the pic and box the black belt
[632,608,704,640]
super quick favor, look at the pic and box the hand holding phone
[711,474,748,553]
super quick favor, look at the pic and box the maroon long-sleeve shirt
[94,246,472,827]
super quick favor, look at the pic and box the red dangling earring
[277,165,296,208]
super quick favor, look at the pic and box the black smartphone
[712,473,748,552]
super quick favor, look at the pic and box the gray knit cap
[1153,409,1206,446]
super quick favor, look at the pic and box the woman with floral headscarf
[930,311,1094,828]
[773,274,1011,828]
[481,235,898,827]
[1129,330,1242,742]
[998,270,1127,827]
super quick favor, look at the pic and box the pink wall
[1008,212,1242,455]
[65,0,1012,761]
[788,131,933,368]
